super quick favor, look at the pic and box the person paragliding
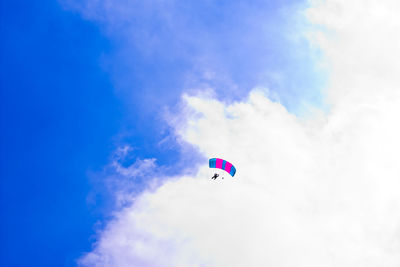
[209,158,236,180]
[211,173,219,180]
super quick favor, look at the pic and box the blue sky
[1,1,120,265]
[0,0,326,266]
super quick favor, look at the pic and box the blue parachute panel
[230,166,236,176]
[209,158,216,168]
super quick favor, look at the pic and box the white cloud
[79,1,400,266]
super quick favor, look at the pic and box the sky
[1,0,400,267]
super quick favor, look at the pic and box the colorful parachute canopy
[209,158,236,177]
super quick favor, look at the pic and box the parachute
[209,158,236,177]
